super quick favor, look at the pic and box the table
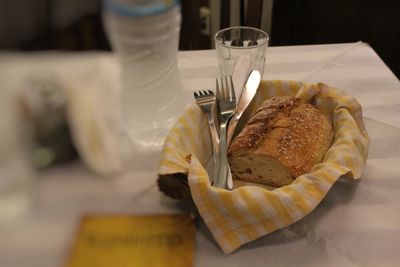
[1,42,400,267]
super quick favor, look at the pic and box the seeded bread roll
[228,96,333,187]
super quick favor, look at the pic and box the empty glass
[215,27,268,93]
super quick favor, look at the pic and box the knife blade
[226,70,261,144]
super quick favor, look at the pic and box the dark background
[0,0,398,78]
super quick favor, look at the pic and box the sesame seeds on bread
[228,96,333,187]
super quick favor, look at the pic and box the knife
[206,70,261,189]
[227,70,261,144]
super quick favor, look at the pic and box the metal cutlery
[214,76,236,189]
[193,90,219,183]
[227,70,261,144]
[194,70,261,190]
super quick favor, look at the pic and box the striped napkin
[158,80,370,254]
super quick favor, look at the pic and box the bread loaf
[228,96,333,187]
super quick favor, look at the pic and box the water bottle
[103,0,184,150]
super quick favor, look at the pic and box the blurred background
[0,0,399,78]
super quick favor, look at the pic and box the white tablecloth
[1,42,400,267]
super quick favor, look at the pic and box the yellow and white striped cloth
[159,80,370,254]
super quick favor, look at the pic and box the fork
[214,76,236,190]
[193,90,220,183]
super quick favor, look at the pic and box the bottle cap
[104,0,179,16]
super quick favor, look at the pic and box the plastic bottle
[103,0,184,149]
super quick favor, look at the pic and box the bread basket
[158,80,370,254]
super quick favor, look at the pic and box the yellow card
[65,214,196,267]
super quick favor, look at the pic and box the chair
[210,0,274,48]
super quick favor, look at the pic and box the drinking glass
[215,27,268,93]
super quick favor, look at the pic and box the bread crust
[228,96,333,186]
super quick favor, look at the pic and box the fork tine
[220,77,224,99]
[229,75,235,102]
[207,89,214,95]
[216,78,221,100]
[224,76,229,100]
[194,91,198,97]
[219,77,225,99]
[220,76,226,99]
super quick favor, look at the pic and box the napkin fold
[159,80,370,254]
